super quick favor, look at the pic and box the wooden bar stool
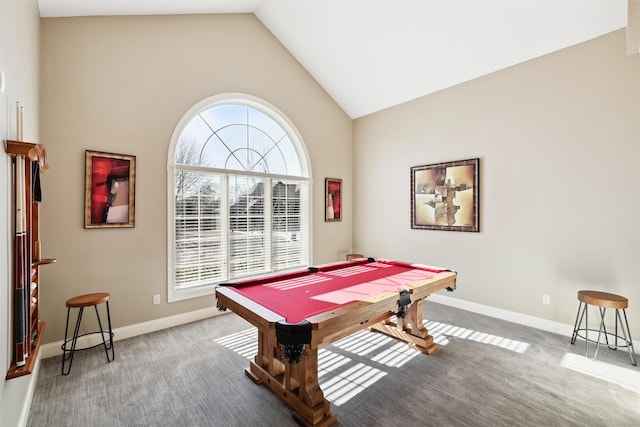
[61,292,114,375]
[570,290,636,366]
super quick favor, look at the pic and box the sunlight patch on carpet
[214,328,257,358]
[426,320,530,353]
[330,329,394,356]
[320,362,387,405]
[214,319,530,406]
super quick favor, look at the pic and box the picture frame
[411,158,479,232]
[325,178,342,222]
[84,150,136,228]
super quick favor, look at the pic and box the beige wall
[353,29,640,336]
[1,0,41,424]
[39,14,353,343]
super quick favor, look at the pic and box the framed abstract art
[84,150,136,228]
[411,158,479,232]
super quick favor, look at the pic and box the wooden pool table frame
[215,262,457,427]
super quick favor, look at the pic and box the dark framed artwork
[84,150,136,228]
[411,158,479,232]
[325,178,342,222]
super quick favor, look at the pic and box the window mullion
[221,174,229,280]
[265,178,272,273]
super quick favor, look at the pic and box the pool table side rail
[406,270,457,298]
[216,286,283,331]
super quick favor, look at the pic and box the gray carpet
[27,301,640,426]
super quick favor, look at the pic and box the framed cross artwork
[411,158,479,232]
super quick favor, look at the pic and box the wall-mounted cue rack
[5,139,56,379]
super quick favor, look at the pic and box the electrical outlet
[542,294,550,305]
[153,294,161,305]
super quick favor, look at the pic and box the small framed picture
[411,158,479,232]
[325,178,342,222]
[84,150,136,228]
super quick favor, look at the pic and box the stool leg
[608,308,621,351]
[598,307,612,349]
[106,300,115,361]
[619,309,637,366]
[592,307,607,361]
[61,307,84,375]
[94,302,114,363]
[585,304,589,357]
[61,307,71,375]
[571,302,585,345]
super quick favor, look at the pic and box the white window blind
[168,95,311,301]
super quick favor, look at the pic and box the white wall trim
[18,357,40,427]
[430,294,574,336]
[429,294,640,345]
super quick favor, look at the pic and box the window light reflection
[321,363,387,405]
[560,352,640,394]
[426,320,530,353]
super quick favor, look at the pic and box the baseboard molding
[3,348,42,427]
[430,294,574,336]
[19,355,41,427]
[40,306,225,359]
[429,294,640,344]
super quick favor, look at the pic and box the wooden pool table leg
[244,331,336,426]
[290,347,336,426]
[370,297,439,354]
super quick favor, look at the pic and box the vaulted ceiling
[37,0,628,118]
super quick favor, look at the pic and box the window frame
[167,93,313,302]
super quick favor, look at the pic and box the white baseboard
[429,293,640,345]
[40,306,225,359]
[19,355,41,427]
[3,348,42,427]
[430,293,574,336]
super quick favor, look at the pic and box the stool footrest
[571,328,634,350]
[61,331,115,352]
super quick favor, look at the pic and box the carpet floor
[27,301,640,426]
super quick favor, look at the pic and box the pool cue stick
[14,157,27,366]
[24,159,33,351]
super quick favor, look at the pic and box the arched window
[167,94,311,301]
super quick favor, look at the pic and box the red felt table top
[224,259,447,324]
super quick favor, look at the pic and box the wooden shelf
[33,258,57,267]
[5,140,48,168]
[5,139,53,380]
[5,322,46,380]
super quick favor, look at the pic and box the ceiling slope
[37,0,628,118]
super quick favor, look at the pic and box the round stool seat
[577,290,628,309]
[66,292,110,308]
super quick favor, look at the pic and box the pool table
[215,257,456,427]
